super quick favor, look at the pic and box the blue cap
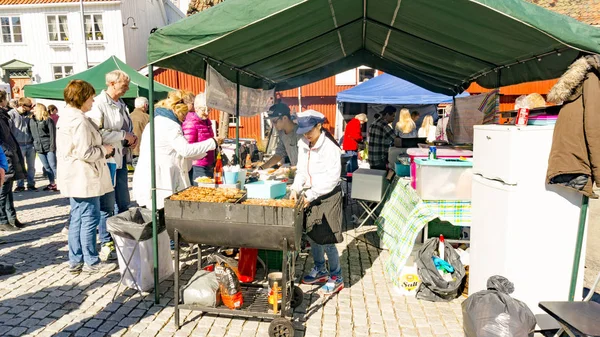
[296,110,326,134]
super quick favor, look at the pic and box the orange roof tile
[526,0,600,25]
[0,0,108,4]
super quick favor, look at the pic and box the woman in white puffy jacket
[133,90,223,209]
[290,110,344,296]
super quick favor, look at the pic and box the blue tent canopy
[337,73,469,104]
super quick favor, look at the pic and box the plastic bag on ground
[113,230,173,292]
[416,237,466,301]
[181,270,220,307]
[215,262,243,309]
[462,275,536,337]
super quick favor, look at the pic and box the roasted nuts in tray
[170,187,245,203]
[241,199,297,208]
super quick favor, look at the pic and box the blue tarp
[337,73,470,104]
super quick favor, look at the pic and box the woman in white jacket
[133,90,223,209]
[290,110,344,296]
[56,80,117,274]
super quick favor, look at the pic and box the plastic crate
[427,218,463,240]
[257,250,283,271]
[244,181,287,199]
[395,162,410,177]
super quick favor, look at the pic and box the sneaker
[82,262,118,274]
[302,266,329,284]
[319,275,344,296]
[27,186,38,192]
[99,242,117,261]
[69,263,83,274]
[0,264,16,276]
[13,186,25,192]
[0,223,19,232]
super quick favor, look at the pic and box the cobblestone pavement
[0,175,467,337]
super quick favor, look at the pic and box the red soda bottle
[214,152,223,184]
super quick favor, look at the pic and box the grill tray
[164,190,303,251]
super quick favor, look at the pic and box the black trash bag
[106,207,165,241]
[416,237,466,301]
[462,275,536,337]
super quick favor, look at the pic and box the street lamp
[123,17,138,29]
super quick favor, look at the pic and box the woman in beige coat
[56,80,117,275]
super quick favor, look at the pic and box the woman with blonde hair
[29,103,58,191]
[133,90,224,209]
[418,115,436,142]
[395,108,417,138]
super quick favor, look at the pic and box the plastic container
[407,148,473,189]
[527,114,558,126]
[258,249,283,270]
[395,162,410,177]
[244,181,287,199]
[415,158,473,200]
[238,169,247,189]
[427,218,463,240]
[237,248,258,283]
[224,171,239,185]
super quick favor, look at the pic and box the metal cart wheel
[268,317,295,337]
[290,286,304,308]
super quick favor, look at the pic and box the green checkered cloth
[375,178,471,287]
[422,200,471,226]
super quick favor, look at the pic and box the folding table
[350,169,391,229]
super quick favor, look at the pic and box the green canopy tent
[145,0,600,303]
[23,55,173,100]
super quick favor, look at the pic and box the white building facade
[0,0,183,97]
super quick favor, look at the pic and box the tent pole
[148,64,160,304]
[569,195,589,301]
[236,71,240,163]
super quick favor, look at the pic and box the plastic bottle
[214,152,223,184]
[439,234,445,260]
[245,153,253,169]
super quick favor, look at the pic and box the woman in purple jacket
[183,93,215,184]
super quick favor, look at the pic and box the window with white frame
[47,15,69,42]
[1,16,23,43]
[52,65,73,79]
[84,14,104,41]
[229,115,240,126]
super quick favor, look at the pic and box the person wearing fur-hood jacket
[547,55,600,198]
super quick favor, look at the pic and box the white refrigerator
[470,125,587,319]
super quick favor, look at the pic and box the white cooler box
[114,231,174,292]
[415,158,473,200]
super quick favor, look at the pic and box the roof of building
[0,0,108,4]
[525,0,600,25]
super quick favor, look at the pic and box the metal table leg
[174,229,180,329]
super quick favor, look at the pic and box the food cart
[164,186,304,337]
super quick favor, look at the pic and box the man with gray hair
[86,69,138,261]
[130,96,149,162]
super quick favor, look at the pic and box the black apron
[304,185,343,245]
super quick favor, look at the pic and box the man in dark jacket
[0,90,26,231]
